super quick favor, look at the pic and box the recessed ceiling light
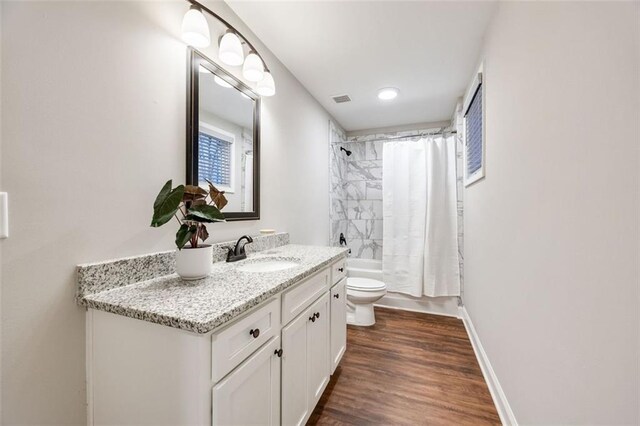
[378,87,399,101]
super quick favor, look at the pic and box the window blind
[465,85,483,176]
[198,132,231,187]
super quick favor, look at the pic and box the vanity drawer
[281,268,329,325]
[212,297,280,383]
[331,258,347,285]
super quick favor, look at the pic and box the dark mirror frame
[187,48,261,221]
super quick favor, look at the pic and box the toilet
[345,259,387,326]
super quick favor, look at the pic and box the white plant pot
[175,244,213,280]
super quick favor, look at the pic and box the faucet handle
[226,246,236,262]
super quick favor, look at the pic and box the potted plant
[150,179,227,280]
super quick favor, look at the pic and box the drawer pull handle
[249,328,260,338]
[309,315,316,323]
[333,293,340,299]
[274,349,283,357]
[338,267,344,272]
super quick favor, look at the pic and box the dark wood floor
[308,307,500,425]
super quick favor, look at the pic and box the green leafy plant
[151,179,227,249]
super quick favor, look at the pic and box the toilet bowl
[345,259,387,326]
[346,277,387,326]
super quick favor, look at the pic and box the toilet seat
[347,277,386,292]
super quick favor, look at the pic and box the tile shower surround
[330,123,464,288]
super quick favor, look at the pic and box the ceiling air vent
[332,94,351,104]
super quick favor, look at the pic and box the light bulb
[218,31,244,66]
[242,52,265,82]
[256,71,275,97]
[181,7,210,48]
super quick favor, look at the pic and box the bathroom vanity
[77,234,348,426]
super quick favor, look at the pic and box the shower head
[340,147,352,156]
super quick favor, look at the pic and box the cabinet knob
[315,312,320,319]
[249,328,260,338]
[338,267,344,272]
[274,348,283,358]
[309,315,316,323]
[333,293,339,299]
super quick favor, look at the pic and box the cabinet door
[330,278,347,374]
[306,293,330,408]
[281,309,309,426]
[212,337,281,426]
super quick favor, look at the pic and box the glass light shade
[242,52,265,82]
[256,71,276,97]
[214,75,232,88]
[218,32,244,66]
[181,7,210,48]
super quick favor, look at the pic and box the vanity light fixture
[242,51,265,82]
[181,5,210,48]
[181,0,276,96]
[378,87,399,101]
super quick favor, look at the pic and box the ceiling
[227,1,497,132]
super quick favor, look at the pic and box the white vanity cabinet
[86,256,346,426]
[281,293,330,426]
[330,278,347,373]
[212,336,281,426]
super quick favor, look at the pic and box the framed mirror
[187,48,260,221]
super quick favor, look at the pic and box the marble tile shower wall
[329,121,348,247]
[342,139,383,259]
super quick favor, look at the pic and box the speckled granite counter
[79,244,348,334]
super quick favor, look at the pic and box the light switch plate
[0,192,8,238]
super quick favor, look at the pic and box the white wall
[1,1,336,423]
[464,2,639,424]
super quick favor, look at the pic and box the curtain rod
[334,129,457,144]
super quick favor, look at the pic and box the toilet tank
[346,258,382,281]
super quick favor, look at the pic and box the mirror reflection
[198,66,255,213]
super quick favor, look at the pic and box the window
[464,68,485,186]
[198,132,232,187]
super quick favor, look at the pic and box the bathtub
[348,258,460,318]
[346,258,382,281]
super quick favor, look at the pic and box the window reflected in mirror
[188,50,260,220]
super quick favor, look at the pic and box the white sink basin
[237,259,300,273]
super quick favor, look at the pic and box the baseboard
[459,307,518,426]
[374,293,460,318]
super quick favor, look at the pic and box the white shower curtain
[382,136,460,297]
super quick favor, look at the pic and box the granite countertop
[81,244,348,334]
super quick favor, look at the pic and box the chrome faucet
[227,235,253,262]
